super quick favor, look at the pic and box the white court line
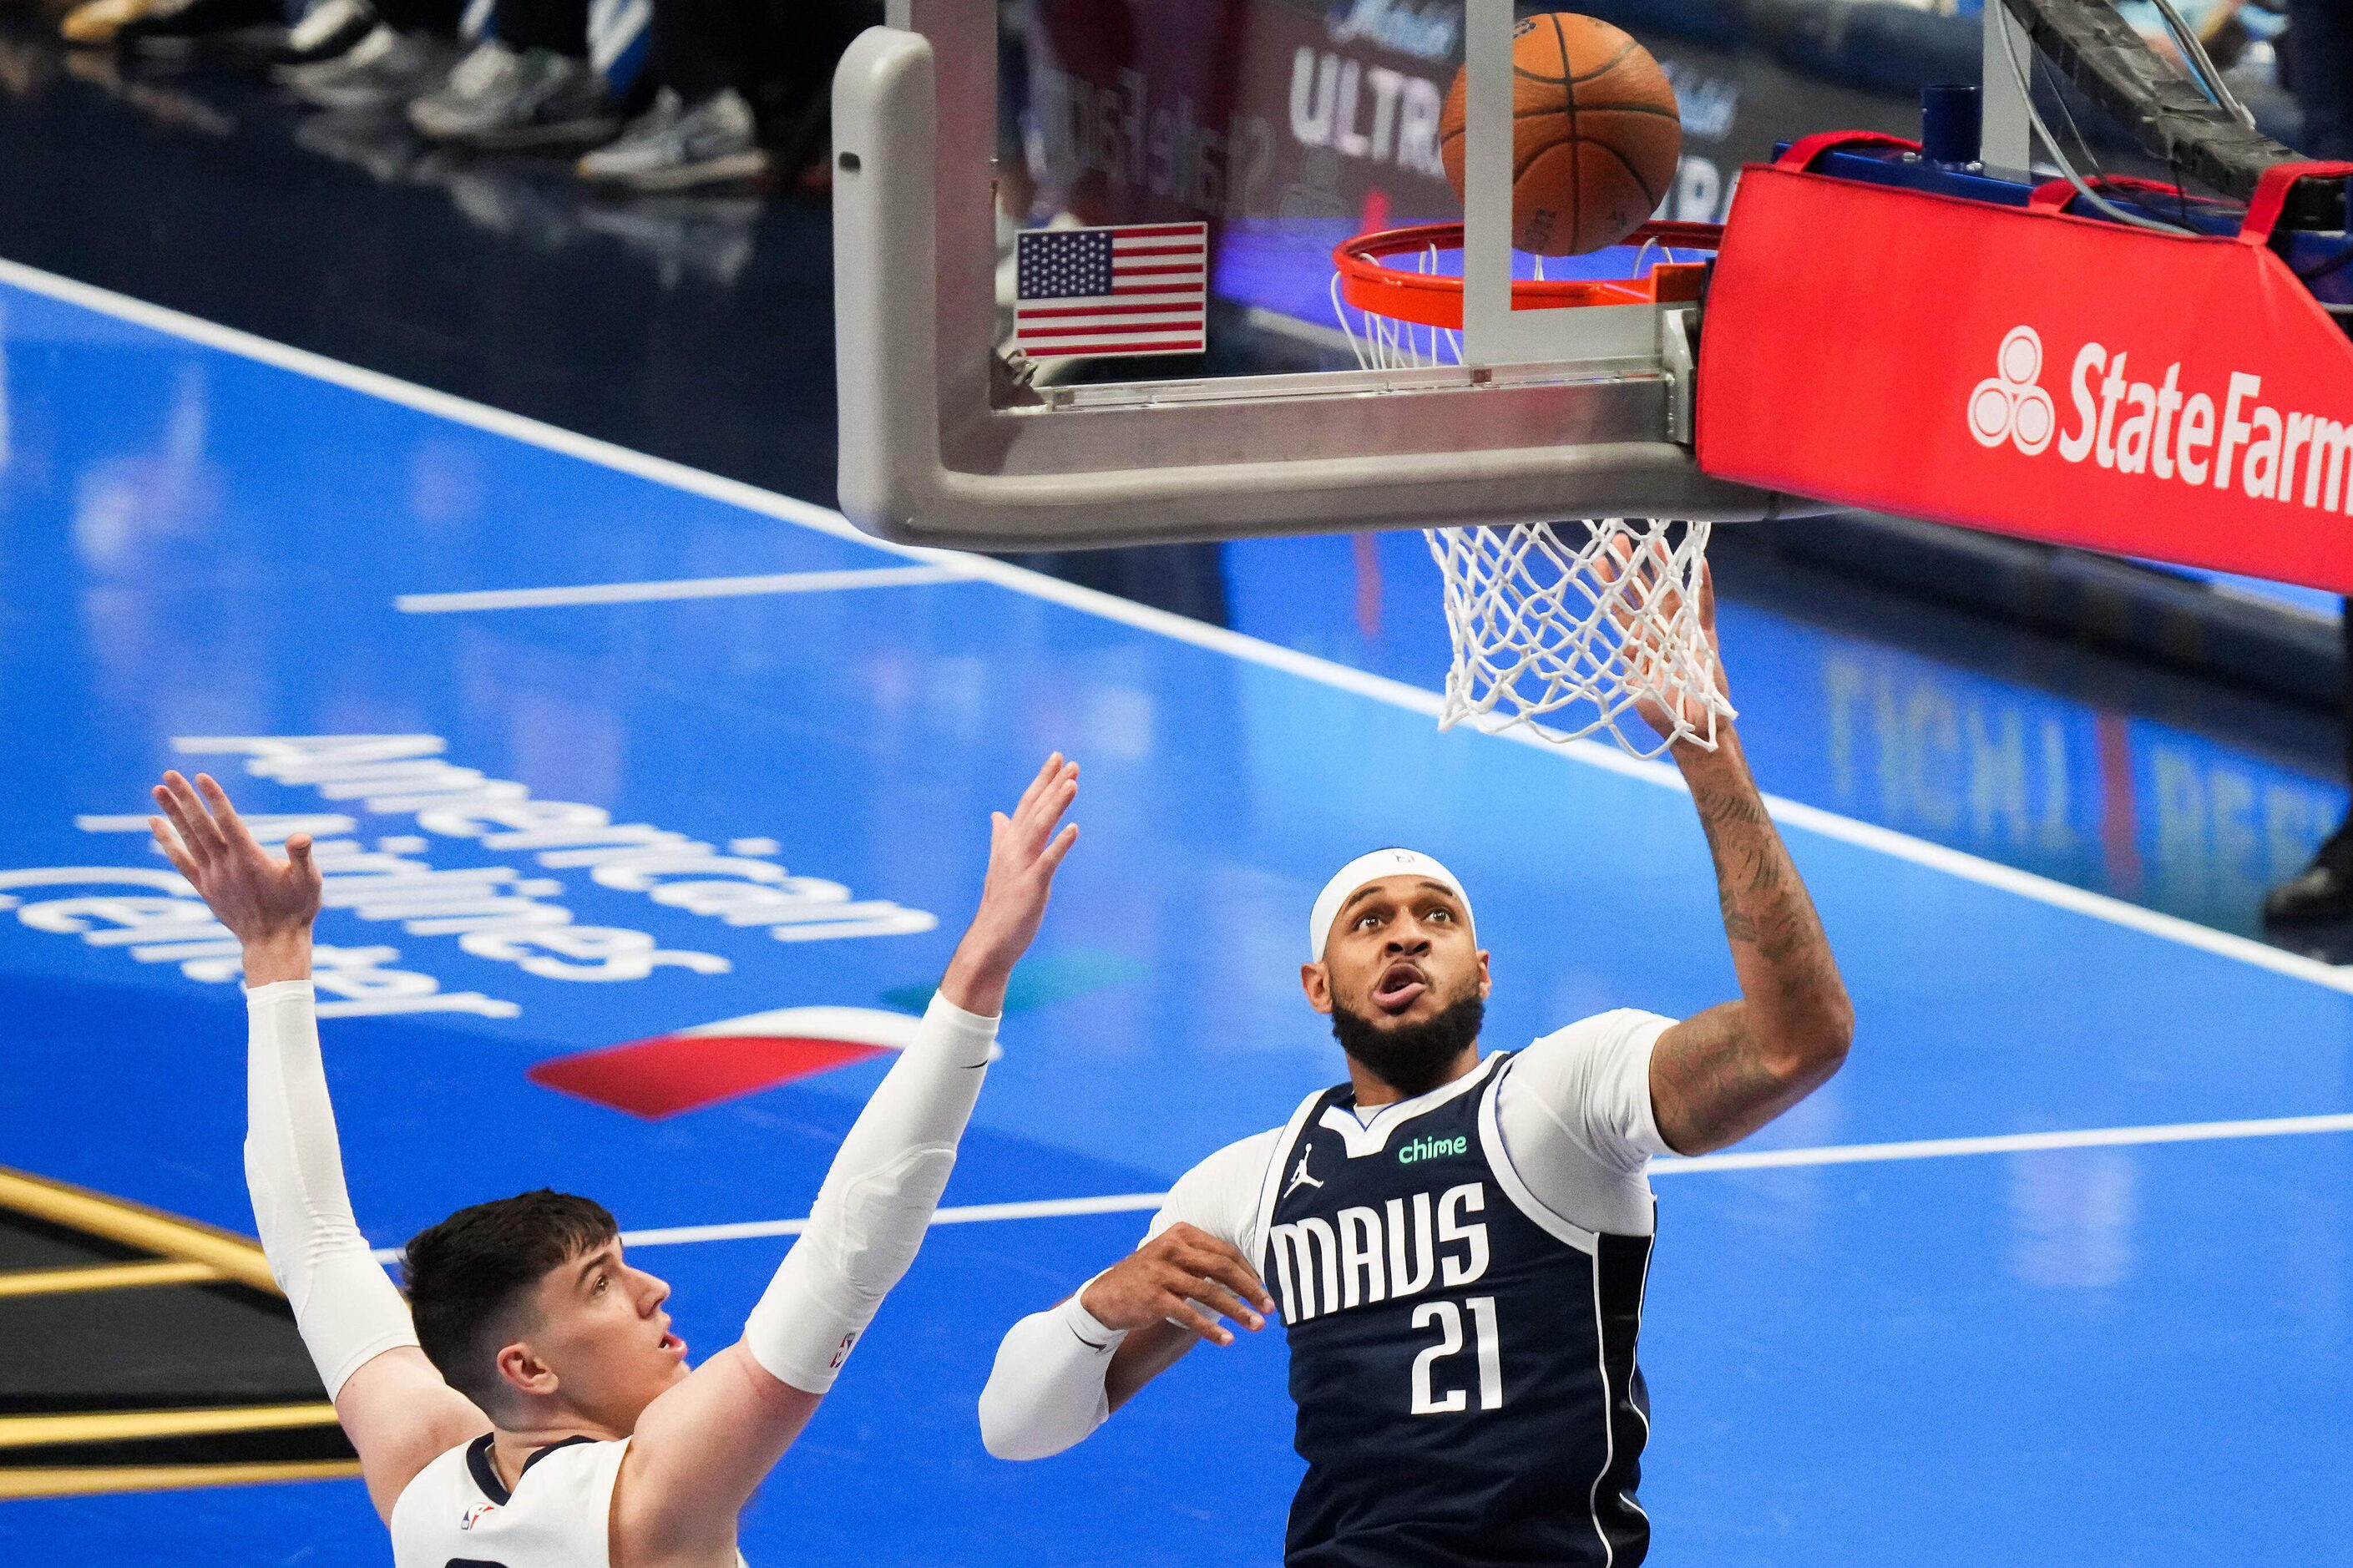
[365,1191,1170,1261]
[362,1110,2353,1260]
[1652,1110,2353,1174]
[6,257,2350,996]
[395,564,966,613]
[620,1191,1171,1248]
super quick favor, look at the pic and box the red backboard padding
[1698,154,2353,594]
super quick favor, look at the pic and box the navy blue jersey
[1254,1053,1652,1568]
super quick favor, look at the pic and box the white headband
[1308,848,1474,961]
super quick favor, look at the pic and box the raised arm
[1649,731,1853,1153]
[150,772,488,1520]
[612,756,1081,1564]
[1625,569,1854,1156]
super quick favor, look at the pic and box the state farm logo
[1967,326,2056,455]
[1965,324,2353,519]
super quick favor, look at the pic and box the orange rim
[1333,221,1723,330]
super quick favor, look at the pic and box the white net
[1331,242,1734,757]
[1424,520,1731,757]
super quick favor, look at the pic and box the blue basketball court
[3,259,2351,1566]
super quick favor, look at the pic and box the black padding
[2001,0,2330,225]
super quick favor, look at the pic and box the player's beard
[1330,989,1485,1099]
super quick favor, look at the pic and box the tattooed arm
[1649,727,1854,1155]
[1616,558,1853,1156]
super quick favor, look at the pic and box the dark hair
[402,1189,618,1405]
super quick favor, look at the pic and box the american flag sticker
[1013,222,1208,360]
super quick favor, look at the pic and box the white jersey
[390,1434,751,1568]
[392,1434,625,1568]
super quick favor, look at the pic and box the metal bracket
[832,11,1794,549]
[1661,305,1697,448]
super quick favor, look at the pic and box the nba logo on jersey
[460,1502,498,1530]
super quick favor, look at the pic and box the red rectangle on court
[529,1034,892,1119]
[1014,222,1208,360]
[1698,149,2353,594]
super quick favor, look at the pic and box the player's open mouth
[659,1331,686,1358]
[1372,961,1427,1014]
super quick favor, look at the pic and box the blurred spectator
[407,0,617,149]
[65,0,286,56]
[51,0,879,193]
[278,0,464,111]
[57,0,144,48]
[269,0,378,65]
[2262,0,2353,926]
[580,0,876,190]
[2279,0,2351,156]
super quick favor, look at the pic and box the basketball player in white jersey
[979,579,1855,1565]
[149,755,1083,1568]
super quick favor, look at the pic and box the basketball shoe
[407,40,617,149]
[2264,816,2353,924]
[112,0,285,58]
[575,87,766,191]
[271,0,376,67]
[278,23,451,110]
[58,0,170,47]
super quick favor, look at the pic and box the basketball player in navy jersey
[149,756,1081,1568]
[979,577,1853,1566]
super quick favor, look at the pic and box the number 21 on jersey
[1409,1296,1501,1414]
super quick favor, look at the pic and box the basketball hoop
[1330,221,1735,758]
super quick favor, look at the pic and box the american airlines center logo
[1967,326,2057,455]
[1966,325,2353,516]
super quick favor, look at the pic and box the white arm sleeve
[743,992,997,1394]
[244,979,420,1400]
[977,1277,1126,1460]
[976,1129,1278,1462]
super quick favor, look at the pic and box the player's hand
[1596,536,1732,746]
[1080,1222,1277,1347]
[149,771,321,984]
[938,753,1080,1016]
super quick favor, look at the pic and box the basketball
[1439,13,1683,255]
